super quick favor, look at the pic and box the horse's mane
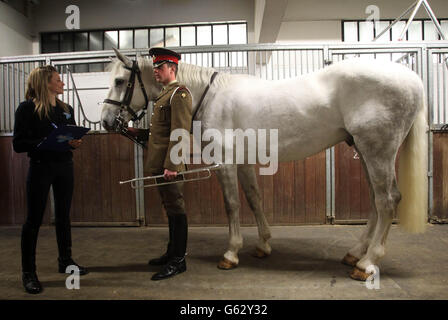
[105,56,151,73]
[177,63,232,89]
[106,55,237,89]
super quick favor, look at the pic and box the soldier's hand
[163,169,177,181]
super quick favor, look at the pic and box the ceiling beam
[255,0,288,43]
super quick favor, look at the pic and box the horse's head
[101,48,160,131]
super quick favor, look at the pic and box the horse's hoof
[350,267,370,281]
[341,253,359,267]
[217,257,238,270]
[252,247,270,259]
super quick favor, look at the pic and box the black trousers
[21,159,74,272]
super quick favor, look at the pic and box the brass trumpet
[119,164,222,188]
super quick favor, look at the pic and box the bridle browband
[103,59,150,148]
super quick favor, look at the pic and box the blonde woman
[13,65,88,295]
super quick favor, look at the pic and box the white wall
[0,1,34,57]
[277,21,341,44]
[32,0,255,42]
[277,0,448,43]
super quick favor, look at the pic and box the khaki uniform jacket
[145,81,192,175]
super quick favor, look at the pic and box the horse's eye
[115,79,125,86]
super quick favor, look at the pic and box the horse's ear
[113,47,132,68]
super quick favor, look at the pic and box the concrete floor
[0,224,447,300]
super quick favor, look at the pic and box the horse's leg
[237,165,272,258]
[215,165,243,270]
[342,150,378,267]
[348,139,401,281]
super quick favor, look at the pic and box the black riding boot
[58,246,88,275]
[151,214,187,280]
[22,272,42,294]
[21,224,43,294]
[148,215,175,266]
[58,256,89,276]
[56,229,88,275]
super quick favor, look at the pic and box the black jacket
[13,100,76,162]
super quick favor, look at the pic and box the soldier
[130,48,192,280]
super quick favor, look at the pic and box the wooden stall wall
[432,132,448,222]
[144,151,327,226]
[0,134,137,226]
[0,136,52,225]
[71,133,138,224]
[334,142,371,223]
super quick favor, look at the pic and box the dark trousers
[156,181,188,258]
[21,159,74,272]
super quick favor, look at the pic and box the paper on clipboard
[37,125,90,151]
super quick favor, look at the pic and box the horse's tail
[397,90,428,233]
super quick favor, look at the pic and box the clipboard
[37,125,90,151]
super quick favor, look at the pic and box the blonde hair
[25,65,69,119]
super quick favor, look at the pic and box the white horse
[101,48,428,280]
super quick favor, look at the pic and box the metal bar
[443,61,447,124]
[66,64,70,106]
[312,49,316,72]
[300,50,304,75]
[282,50,285,79]
[443,63,448,123]
[326,148,332,221]
[264,50,267,80]
[422,0,446,40]
[6,43,448,65]
[20,62,24,102]
[17,63,21,104]
[373,0,420,41]
[294,50,297,77]
[426,50,434,220]
[437,62,442,123]
[399,0,423,40]
[2,64,6,132]
[6,64,10,132]
[134,143,142,225]
[61,65,65,102]
[331,147,335,221]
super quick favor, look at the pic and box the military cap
[149,47,181,67]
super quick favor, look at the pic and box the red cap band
[153,55,179,65]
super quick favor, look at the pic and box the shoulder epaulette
[170,86,192,105]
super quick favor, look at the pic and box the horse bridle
[103,60,150,147]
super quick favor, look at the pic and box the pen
[51,123,58,129]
